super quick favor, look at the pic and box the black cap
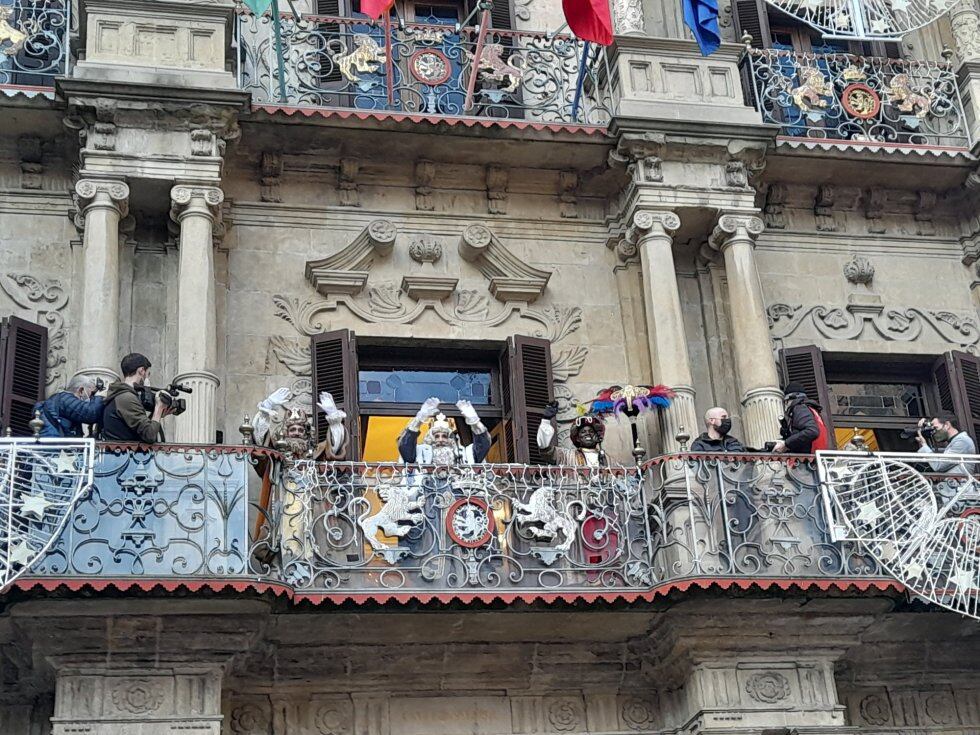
[784,382,807,397]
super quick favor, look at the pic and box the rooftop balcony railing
[235,10,613,127]
[16,446,917,602]
[0,0,70,92]
[741,48,970,149]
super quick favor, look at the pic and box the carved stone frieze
[486,165,508,215]
[619,698,658,731]
[547,698,585,732]
[90,121,117,151]
[109,679,165,715]
[305,220,398,297]
[190,128,222,157]
[339,158,360,207]
[725,160,748,188]
[0,273,69,389]
[409,237,443,265]
[768,301,980,353]
[415,160,435,211]
[458,224,551,302]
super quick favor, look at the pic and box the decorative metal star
[53,451,77,475]
[801,0,824,11]
[856,500,882,524]
[951,566,976,590]
[8,540,34,568]
[833,11,851,27]
[870,17,890,32]
[891,0,910,12]
[19,494,51,520]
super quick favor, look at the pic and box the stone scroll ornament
[0,437,95,591]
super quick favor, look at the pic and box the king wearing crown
[251,387,348,460]
[397,397,491,465]
[537,401,607,467]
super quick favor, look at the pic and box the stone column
[612,0,645,34]
[170,185,223,444]
[710,214,783,448]
[634,210,699,451]
[73,179,130,386]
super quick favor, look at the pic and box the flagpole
[384,10,395,107]
[463,6,492,114]
[570,41,590,122]
[271,0,288,103]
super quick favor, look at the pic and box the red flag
[562,0,614,45]
[360,0,394,19]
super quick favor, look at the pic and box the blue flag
[683,0,721,56]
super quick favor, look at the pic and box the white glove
[318,391,346,425]
[456,399,480,426]
[537,418,555,449]
[417,397,440,421]
[258,387,291,416]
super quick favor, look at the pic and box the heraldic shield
[0,437,95,590]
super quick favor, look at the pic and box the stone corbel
[558,170,578,218]
[260,151,283,203]
[17,135,43,190]
[763,183,787,229]
[339,158,360,207]
[458,224,551,302]
[814,185,838,232]
[415,160,435,211]
[914,190,936,235]
[864,188,887,234]
[305,220,397,297]
[486,165,508,214]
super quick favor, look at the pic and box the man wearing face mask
[690,407,745,452]
[915,415,976,473]
[100,353,173,443]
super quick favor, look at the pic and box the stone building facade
[1,0,980,730]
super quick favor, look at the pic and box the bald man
[690,407,746,453]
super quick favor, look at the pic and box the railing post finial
[29,410,44,439]
[240,414,255,446]
[676,425,690,451]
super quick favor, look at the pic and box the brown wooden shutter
[778,344,836,449]
[502,335,553,464]
[732,0,771,47]
[489,0,514,29]
[934,351,980,445]
[311,329,360,460]
[0,316,48,436]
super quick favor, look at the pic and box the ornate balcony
[235,10,613,128]
[741,49,970,149]
[0,0,70,92]
[17,447,905,602]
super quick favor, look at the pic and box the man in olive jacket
[101,353,172,443]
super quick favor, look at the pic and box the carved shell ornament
[843,255,875,286]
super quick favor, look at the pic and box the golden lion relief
[887,73,933,118]
[475,42,524,94]
[0,6,27,57]
[331,34,386,83]
[779,67,833,112]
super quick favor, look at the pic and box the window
[779,346,980,451]
[311,330,553,463]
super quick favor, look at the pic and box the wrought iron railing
[741,49,970,148]
[235,9,612,126]
[0,0,70,90]
[29,445,264,580]
[20,448,910,598]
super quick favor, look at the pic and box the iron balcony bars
[235,8,614,125]
[741,48,970,149]
[19,446,976,600]
[0,0,70,90]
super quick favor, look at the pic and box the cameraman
[915,415,976,473]
[34,375,105,437]
[101,353,172,443]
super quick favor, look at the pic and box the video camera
[900,424,934,441]
[135,381,193,416]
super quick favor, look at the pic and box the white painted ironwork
[817,451,980,619]
[0,437,95,590]
[762,0,952,40]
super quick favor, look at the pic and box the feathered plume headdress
[584,384,675,418]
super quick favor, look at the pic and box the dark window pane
[828,382,926,418]
[359,369,492,404]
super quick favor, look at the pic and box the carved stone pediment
[305,220,397,297]
[458,225,551,303]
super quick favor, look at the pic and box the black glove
[779,417,790,439]
[542,400,559,420]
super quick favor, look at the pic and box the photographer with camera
[914,415,976,473]
[33,375,106,438]
[100,353,173,443]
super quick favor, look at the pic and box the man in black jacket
[691,407,745,452]
[101,353,172,443]
[773,382,822,453]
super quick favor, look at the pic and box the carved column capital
[170,185,224,223]
[711,213,765,250]
[612,0,645,34]
[74,179,129,217]
[951,0,980,61]
[633,209,680,234]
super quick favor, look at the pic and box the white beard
[431,445,458,465]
